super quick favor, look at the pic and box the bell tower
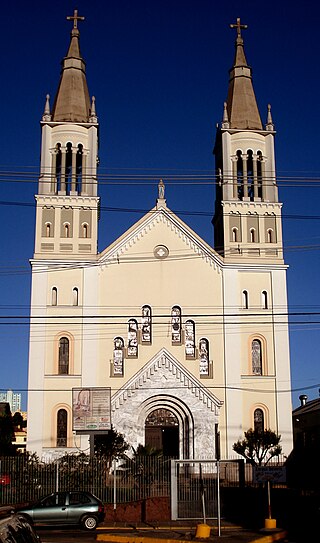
[34,10,99,260]
[213,19,283,263]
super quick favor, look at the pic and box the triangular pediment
[98,206,222,272]
[111,348,223,416]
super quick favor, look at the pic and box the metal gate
[170,459,220,521]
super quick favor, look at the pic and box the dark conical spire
[226,18,262,130]
[51,10,91,123]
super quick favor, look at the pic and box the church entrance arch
[145,408,179,457]
[138,395,194,459]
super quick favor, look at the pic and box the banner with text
[72,387,111,431]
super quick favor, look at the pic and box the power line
[1,382,319,395]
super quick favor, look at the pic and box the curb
[250,532,288,543]
[96,537,191,543]
[96,530,288,543]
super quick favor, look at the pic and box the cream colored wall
[28,212,292,459]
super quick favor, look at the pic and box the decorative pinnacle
[230,17,248,39]
[266,104,274,131]
[222,101,230,128]
[89,96,98,123]
[42,94,51,121]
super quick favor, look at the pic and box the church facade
[27,14,293,460]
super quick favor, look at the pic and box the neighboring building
[288,394,320,489]
[0,390,21,413]
[27,14,293,460]
[292,394,320,452]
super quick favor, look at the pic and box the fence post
[113,459,117,511]
[170,460,177,520]
[238,459,245,488]
[55,460,59,492]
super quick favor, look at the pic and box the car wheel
[18,514,33,526]
[81,515,98,530]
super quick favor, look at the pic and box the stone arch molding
[111,349,223,459]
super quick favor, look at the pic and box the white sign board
[72,387,111,431]
[253,466,286,483]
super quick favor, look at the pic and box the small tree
[0,404,16,456]
[233,428,282,466]
[94,426,129,468]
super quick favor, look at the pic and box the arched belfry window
[113,337,124,376]
[55,143,62,193]
[262,291,268,309]
[243,290,249,309]
[58,337,69,375]
[171,306,182,344]
[257,151,263,198]
[247,149,254,199]
[72,288,79,306]
[252,339,262,375]
[52,287,57,306]
[141,305,152,343]
[199,338,209,376]
[65,142,72,194]
[127,319,138,357]
[56,409,67,447]
[250,228,256,243]
[267,229,273,243]
[185,320,195,358]
[236,150,243,199]
[76,144,83,193]
[254,408,264,434]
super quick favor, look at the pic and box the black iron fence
[0,455,287,506]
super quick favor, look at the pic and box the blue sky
[0,0,319,410]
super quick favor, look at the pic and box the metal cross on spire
[67,9,85,29]
[230,17,247,38]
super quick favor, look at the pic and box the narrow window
[236,150,243,199]
[58,337,69,375]
[254,408,264,434]
[171,306,182,344]
[52,287,57,306]
[46,222,52,237]
[262,291,268,309]
[72,288,79,306]
[76,144,83,193]
[141,305,152,343]
[257,151,263,198]
[127,319,138,357]
[267,229,273,243]
[243,290,249,309]
[232,227,238,242]
[113,337,124,376]
[252,339,262,375]
[199,338,209,375]
[65,142,72,194]
[82,223,88,238]
[57,409,67,447]
[55,143,62,193]
[247,149,254,200]
[185,320,195,358]
[250,228,255,243]
[64,223,70,238]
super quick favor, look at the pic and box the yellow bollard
[195,523,211,538]
[264,518,277,530]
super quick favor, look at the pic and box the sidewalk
[96,521,288,543]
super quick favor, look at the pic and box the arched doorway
[145,408,179,457]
